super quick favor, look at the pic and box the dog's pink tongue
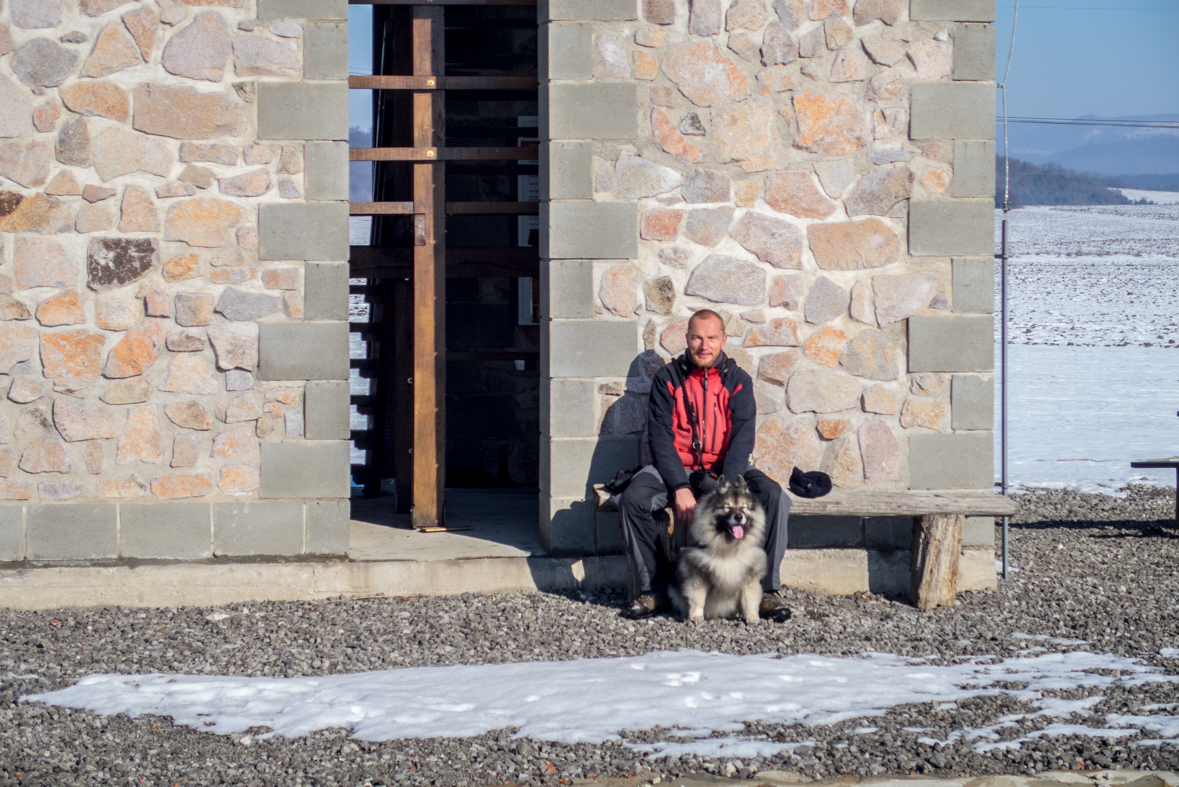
[731,525,745,540]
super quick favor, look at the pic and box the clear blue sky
[994,2,1179,118]
[345,3,1179,133]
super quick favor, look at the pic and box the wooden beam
[350,201,414,215]
[910,514,964,610]
[350,202,539,216]
[350,246,539,279]
[350,75,538,91]
[350,0,535,5]
[411,4,446,530]
[349,147,539,162]
[447,351,540,361]
[393,278,414,514]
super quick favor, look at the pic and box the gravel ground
[2,487,1178,787]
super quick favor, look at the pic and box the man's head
[686,309,727,368]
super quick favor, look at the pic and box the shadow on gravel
[1009,519,1179,538]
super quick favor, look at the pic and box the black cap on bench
[789,467,832,498]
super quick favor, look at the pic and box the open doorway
[348,2,540,529]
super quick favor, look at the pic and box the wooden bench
[593,486,1017,611]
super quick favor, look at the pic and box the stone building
[0,0,997,598]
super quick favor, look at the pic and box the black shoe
[759,591,792,622]
[626,592,669,619]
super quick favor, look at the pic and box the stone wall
[539,0,996,556]
[0,0,351,562]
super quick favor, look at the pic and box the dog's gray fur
[670,476,767,624]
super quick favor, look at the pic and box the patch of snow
[1013,633,1088,646]
[24,650,1179,759]
[1115,189,1179,205]
[1161,648,1179,658]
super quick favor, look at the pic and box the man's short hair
[687,309,725,333]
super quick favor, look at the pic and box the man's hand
[674,487,697,525]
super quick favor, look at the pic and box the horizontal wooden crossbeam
[349,75,538,90]
[350,147,538,162]
[349,0,535,5]
[350,245,539,279]
[349,202,539,216]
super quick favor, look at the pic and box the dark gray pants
[617,465,790,595]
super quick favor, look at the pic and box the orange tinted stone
[0,482,34,500]
[19,439,71,474]
[164,196,245,247]
[659,316,689,356]
[99,475,150,498]
[122,4,160,60]
[59,81,131,122]
[792,91,868,157]
[634,51,658,80]
[218,464,258,494]
[165,401,212,430]
[82,22,143,78]
[765,170,836,219]
[117,405,164,465]
[0,323,38,371]
[733,180,762,207]
[151,471,214,499]
[744,317,800,347]
[0,449,13,477]
[264,387,301,406]
[40,329,106,380]
[817,418,851,439]
[211,425,254,458]
[756,349,800,385]
[651,108,703,165]
[713,97,781,172]
[161,354,218,395]
[640,208,683,241]
[32,102,61,133]
[861,385,896,415]
[0,194,73,234]
[82,439,105,473]
[822,435,863,489]
[36,291,85,326]
[807,218,902,271]
[922,168,950,194]
[162,253,200,282]
[751,416,823,486]
[118,185,159,233]
[662,40,750,107]
[900,398,948,431]
[103,320,166,378]
[802,326,849,367]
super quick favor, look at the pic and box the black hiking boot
[626,592,669,619]
[759,591,792,622]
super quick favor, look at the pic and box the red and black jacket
[648,351,756,492]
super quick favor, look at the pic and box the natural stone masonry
[0,0,350,561]
[540,0,996,557]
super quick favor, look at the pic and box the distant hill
[995,157,1140,208]
[997,113,1179,177]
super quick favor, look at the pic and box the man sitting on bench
[618,309,792,621]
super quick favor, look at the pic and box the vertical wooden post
[392,277,414,513]
[910,513,964,610]
[411,6,446,529]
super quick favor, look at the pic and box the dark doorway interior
[352,5,540,513]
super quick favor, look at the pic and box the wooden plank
[350,246,539,279]
[411,4,446,531]
[350,75,538,91]
[447,351,539,361]
[392,277,414,514]
[350,147,539,162]
[351,0,534,5]
[446,202,539,215]
[350,201,414,216]
[910,514,964,610]
[351,202,539,216]
[592,486,1017,517]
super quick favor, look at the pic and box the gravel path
[2,487,1178,787]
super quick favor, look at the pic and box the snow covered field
[996,202,1179,492]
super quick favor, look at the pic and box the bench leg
[910,514,964,610]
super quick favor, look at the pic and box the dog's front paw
[688,612,705,625]
[743,614,761,625]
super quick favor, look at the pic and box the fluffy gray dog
[670,476,768,624]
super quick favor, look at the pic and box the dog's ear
[732,475,748,493]
[715,476,729,495]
